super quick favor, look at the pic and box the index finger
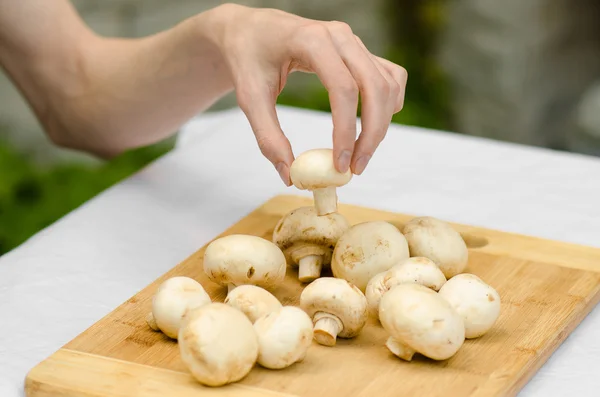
[289,24,358,173]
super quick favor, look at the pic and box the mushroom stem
[312,186,338,215]
[146,312,159,331]
[298,255,324,282]
[313,312,343,346]
[386,336,416,361]
[227,284,236,293]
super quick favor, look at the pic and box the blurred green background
[1,0,599,255]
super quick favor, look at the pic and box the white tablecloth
[1,105,600,396]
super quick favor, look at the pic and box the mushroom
[178,302,259,387]
[331,221,410,291]
[299,277,368,346]
[402,216,469,278]
[272,206,350,282]
[379,283,465,361]
[203,234,287,292]
[438,273,501,339]
[289,148,352,215]
[224,284,282,323]
[253,306,314,369]
[365,257,447,319]
[146,276,211,339]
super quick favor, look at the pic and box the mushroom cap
[379,283,465,361]
[299,277,368,338]
[331,221,410,291]
[151,276,211,339]
[178,302,259,387]
[365,257,447,318]
[365,271,387,318]
[224,284,282,323]
[402,216,469,278]
[438,273,501,339]
[272,206,350,264]
[203,234,287,290]
[253,306,314,369]
[289,148,352,190]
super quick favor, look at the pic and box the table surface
[1,105,600,397]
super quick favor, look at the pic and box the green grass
[0,140,169,255]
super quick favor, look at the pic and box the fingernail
[276,162,291,186]
[337,150,352,173]
[354,155,371,175]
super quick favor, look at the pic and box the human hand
[209,4,408,185]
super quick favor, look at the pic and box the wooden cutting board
[24,194,600,397]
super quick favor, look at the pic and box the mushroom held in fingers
[179,303,259,387]
[331,221,410,291]
[438,273,501,339]
[366,257,447,319]
[273,206,350,282]
[379,283,465,361]
[299,277,368,347]
[224,284,282,323]
[402,216,469,279]
[289,148,352,215]
[203,234,287,292]
[147,276,211,339]
[253,306,314,369]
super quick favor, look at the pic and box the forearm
[0,2,234,157]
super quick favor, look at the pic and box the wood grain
[25,195,600,397]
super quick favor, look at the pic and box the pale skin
[0,1,408,185]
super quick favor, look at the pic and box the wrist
[197,3,248,51]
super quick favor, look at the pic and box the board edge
[24,349,299,397]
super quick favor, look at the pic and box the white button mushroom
[438,273,501,339]
[272,206,350,282]
[379,283,465,361]
[402,216,469,279]
[365,257,447,319]
[178,302,259,387]
[299,277,368,347]
[146,276,211,339]
[289,148,352,215]
[331,221,410,291]
[224,284,282,323]
[253,306,314,369]
[203,234,287,292]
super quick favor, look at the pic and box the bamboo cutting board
[25,194,600,397]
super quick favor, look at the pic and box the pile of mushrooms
[142,148,502,387]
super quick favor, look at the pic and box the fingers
[289,24,359,173]
[326,22,401,174]
[236,80,295,186]
[372,55,408,113]
[350,53,408,174]
[354,35,408,113]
